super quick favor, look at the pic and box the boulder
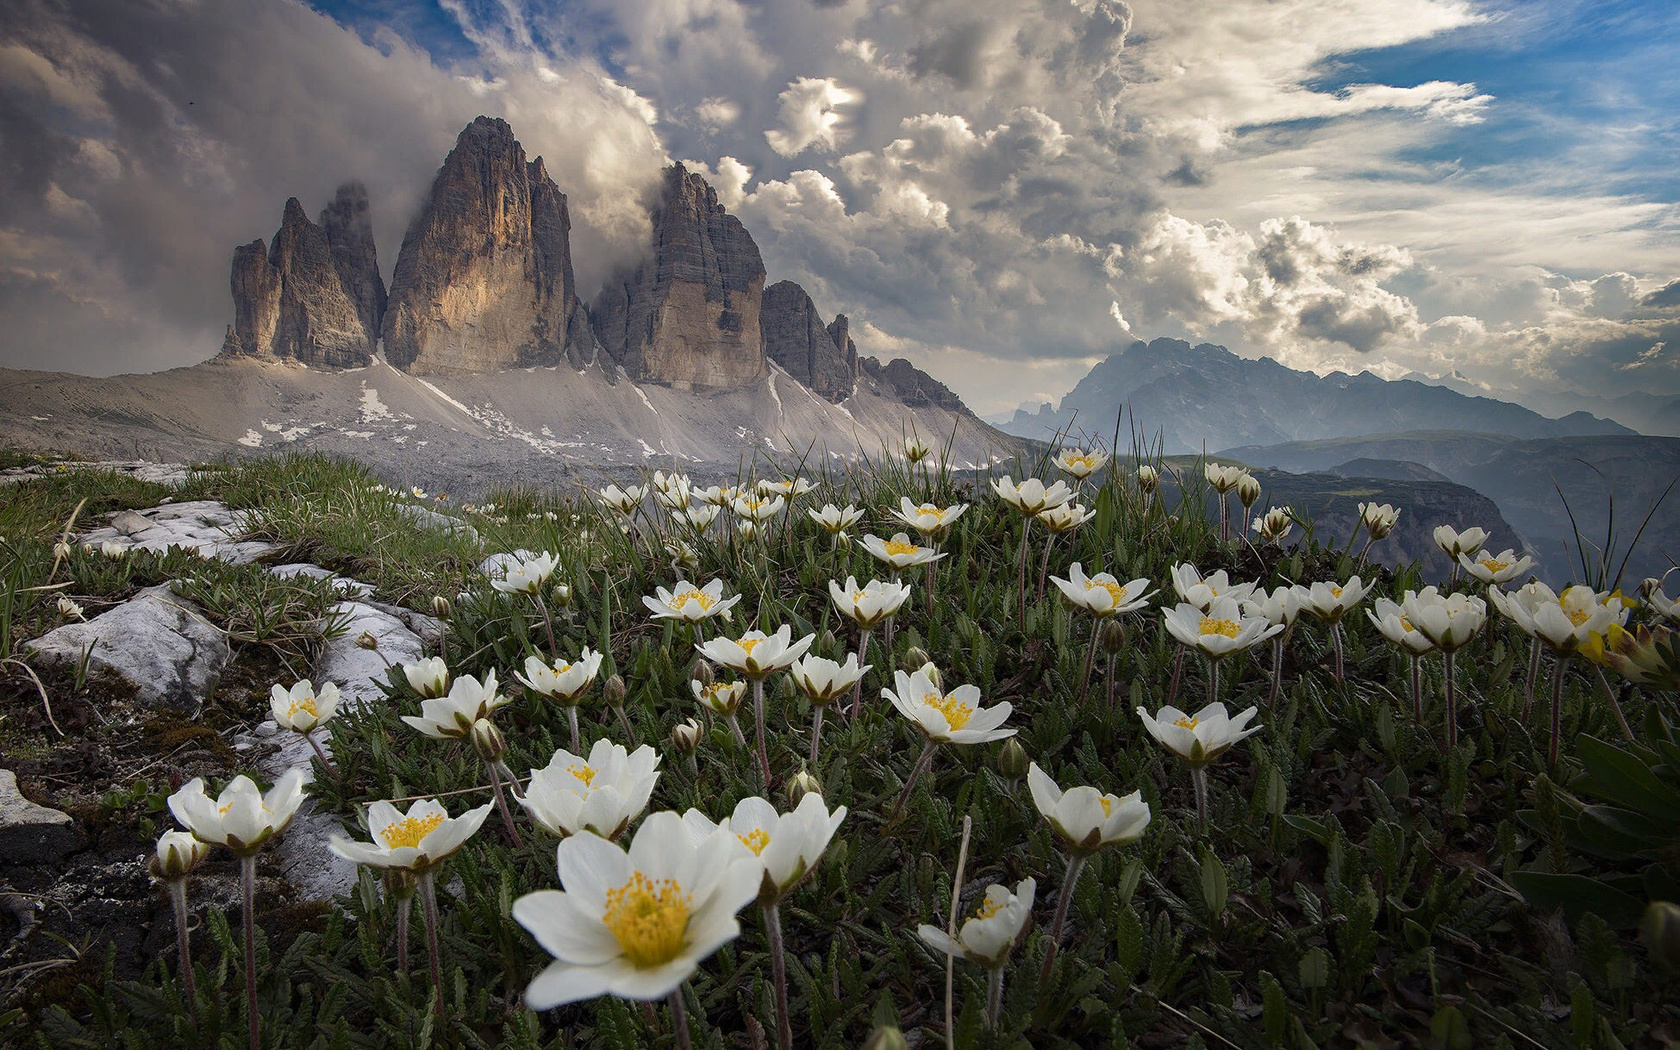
[0,770,82,865]
[381,117,590,374]
[26,584,229,712]
[592,163,767,388]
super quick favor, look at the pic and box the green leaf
[1430,1005,1472,1050]
[1508,871,1647,929]
[1575,736,1680,819]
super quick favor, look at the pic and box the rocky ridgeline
[219,119,960,415]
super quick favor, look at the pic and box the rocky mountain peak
[381,116,590,374]
[591,162,767,388]
[317,182,385,349]
[762,280,857,402]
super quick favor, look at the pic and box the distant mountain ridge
[1001,337,1634,451]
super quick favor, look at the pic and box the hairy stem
[1039,852,1088,986]
[1443,649,1458,751]
[418,870,446,1027]
[850,629,872,719]
[485,758,523,849]
[395,894,410,974]
[985,967,1005,1031]
[1269,635,1285,709]
[1523,637,1542,723]
[168,878,196,1007]
[241,854,258,1050]
[1075,619,1100,709]
[894,741,938,818]
[764,902,792,1050]
[753,677,772,789]
[669,988,693,1050]
[809,706,825,767]
[1192,765,1210,831]
[1549,653,1570,774]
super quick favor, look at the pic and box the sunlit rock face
[592,163,767,389]
[382,116,590,374]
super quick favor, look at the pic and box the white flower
[1644,578,1679,623]
[1053,448,1109,480]
[152,830,210,878]
[1252,507,1294,544]
[642,580,742,624]
[1490,582,1626,655]
[860,532,945,570]
[1049,563,1154,617]
[1459,548,1535,586]
[1035,501,1096,534]
[651,470,690,498]
[757,477,815,499]
[665,540,701,572]
[830,576,912,628]
[904,437,933,464]
[403,656,451,699]
[1169,563,1258,612]
[1162,597,1283,660]
[597,484,646,514]
[808,503,865,534]
[1297,577,1373,625]
[492,552,560,596]
[654,487,691,513]
[329,798,492,871]
[56,596,85,620]
[695,625,815,679]
[917,877,1037,968]
[1401,589,1487,652]
[520,740,661,840]
[692,680,747,716]
[884,666,1016,745]
[695,485,741,508]
[269,680,339,733]
[1434,525,1489,560]
[888,497,968,538]
[1137,702,1262,768]
[1136,464,1160,492]
[516,650,604,706]
[512,811,761,1007]
[410,486,427,499]
[991,476,1072,515]
[167,769,309,856]
[100,540,127,559]
[682,505,720,530]
[731,493,786,523]
[1242,585,1307,628]
[1367,596,1436,656]
[681,793,848,900]
[736,520,760,542]
[401,672,508,738]
[1026,763,1152,853]
[1204,463,1246,494]
[1358,502,1400,539]
[788,654,871,706]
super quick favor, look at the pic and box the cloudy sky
[2,0,1677,418]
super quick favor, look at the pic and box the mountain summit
[1002,337,1633,450]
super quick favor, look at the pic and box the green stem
[1075,619,1099,709]
[1039,852,1088,985]
[241,854,258,1050]
[753,677,771,789]
[1549,653,1570,774]
[894,741,937,818]
[1443,648,1458,752]
[764,902,792,1050]
[669,987,692,1050]
[168,878,196,1008]
[418,870,446,1028]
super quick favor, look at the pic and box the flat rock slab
[26,584,229,711]
[267,563,375,600]
[77,500,278,565]
[0,769,83,864]
[0,460,193,487]
[240,599,430,901]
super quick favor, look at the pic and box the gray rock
[25,584,229,711]
[592,162,767,388]
[267,562,374,600]
[109,510,153,536]
[76,500,276,564]
[318,183,387,350]
[394,502,480,542]
[0,770,82,865]
[382,117,590,374]
[762,280,857,402]
[860,355,966,412]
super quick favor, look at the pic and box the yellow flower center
[1199,617,1240,638]
[1331,586,1343,599]
[744,498,765,510]
[672,589,714,610]
[567,763,596,788]
[1483,557,1509,572]
[885,540,920,556]
[738,829,770,855]
[738,638,761,655]
[1399,617,1414,631]
[924,691,974,730]
[919,503,939,513]
[852,590,867,603]
[1173,715,1200,730]
[1097,581,1129,606]
[381,812,445,849]
[1100,796,1113,817]
[1065,455,1094,469]
[974,896,1005,920]
[287,695,318,718]
[603,872,692,969]
[1566,608,1590,627]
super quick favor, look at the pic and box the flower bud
[356,630,380,651]
[862,1025,908,1050]
[431,595,453,619]
[690,659,716,687]
[995,738,1030,781]
[149,830,209,880]
[784,769,823,807]
[52,540,73,561]
[820,629,838,653]
[1643,901,1680,970]
[603,674,628,708]
[1235,473,1262,509]
[670,718,704,755]
[836,531,853,551]
[470,717,506,762]
[1136,465,1159,492]
[382,867,418,902]
[919,662,942,693]
[56,596,85,620]
[904,647,931,670]
[1099,619,1129,655]
[551,582,572,608]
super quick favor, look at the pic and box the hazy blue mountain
[1001,337,1634,451]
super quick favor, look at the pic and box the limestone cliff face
[761,281,856,401]
[219,195,375,368]
[318,183,386,349]
[381,117,589,374]
[592,163,766,388]
[861,356,966,413]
